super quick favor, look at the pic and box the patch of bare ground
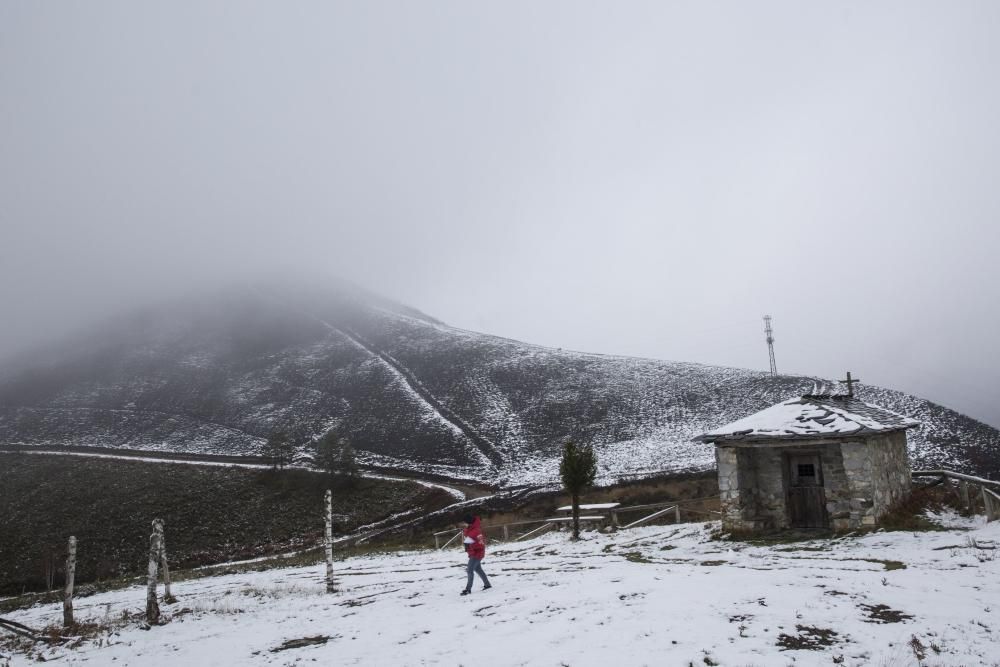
[776,624,840,650]
[859,603,914,624]
[269,635,331,652]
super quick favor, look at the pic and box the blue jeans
[465,558,490,591]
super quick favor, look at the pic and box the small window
[797,463,816,478]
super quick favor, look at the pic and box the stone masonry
[717,433,912,534]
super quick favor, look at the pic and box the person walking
[460,513,491,595]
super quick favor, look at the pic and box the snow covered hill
[0,283,997,484]
[4,513,998,666]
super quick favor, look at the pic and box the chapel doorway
[787,453,828,529]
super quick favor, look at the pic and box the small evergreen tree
[316,431,359,487]
[337,440,359,481]
[559,441,598,540]
[315,431,339,476]
[263,431,294,470]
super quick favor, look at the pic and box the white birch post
[146,527,161,624]
[63,536,76,628]
[324,490,336,593]
[154,519,172,601]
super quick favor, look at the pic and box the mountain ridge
[1,284,997,484]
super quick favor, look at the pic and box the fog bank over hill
[3,3,1000,427]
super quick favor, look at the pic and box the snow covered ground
[4,513,998,667]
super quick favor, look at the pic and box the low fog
[2,2,999,426]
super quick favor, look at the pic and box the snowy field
[4,513,998,667]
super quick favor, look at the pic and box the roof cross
[839,371,860,398]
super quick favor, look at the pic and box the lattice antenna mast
[763,315,777,377]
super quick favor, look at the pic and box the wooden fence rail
[913,469,1000,522]
[610,500,683,529]
[620,505,678,530]
[515,522,556,542]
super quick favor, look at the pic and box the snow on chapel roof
[695,395,920,443]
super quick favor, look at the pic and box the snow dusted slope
[5,513,999,666]
[0,283,997,484]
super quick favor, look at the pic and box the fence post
[960,481,970,511]
[434,534,441,549]
[324,490,336,593]
[146,527,161,624]
[948,476,960,504]
[610,511,619,530]
[674,505,681,523]
[154,519,172,601]
[63,536,76,628]
[503,525,509,542]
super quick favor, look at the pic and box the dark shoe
[483,584,492,590]
[460,590,471,596]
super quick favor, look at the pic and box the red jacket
[463,517,486,560]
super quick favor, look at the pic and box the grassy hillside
[0,454,452,596]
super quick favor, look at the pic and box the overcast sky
[2,1,999,427]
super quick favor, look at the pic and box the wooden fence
[432,496,720,549]
[913,469,1000,522]
[433,518,558,549]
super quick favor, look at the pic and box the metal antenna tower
[763,315,777,377]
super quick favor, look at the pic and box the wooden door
[787,454,828,529]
